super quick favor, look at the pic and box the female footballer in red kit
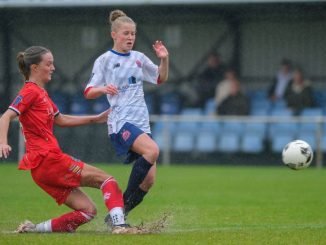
[0,46,141,234]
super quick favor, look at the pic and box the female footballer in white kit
[84,9,169,220]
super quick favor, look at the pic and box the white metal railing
[9,115,326,167]
[150,115,326,167]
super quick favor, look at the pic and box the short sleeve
[9,88,38,115]
[142,54,159,84]
[49,98,60,116]
[85,56,106,91]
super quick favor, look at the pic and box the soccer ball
[282,140,313,170]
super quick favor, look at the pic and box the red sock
[101,177,124,210]
[51,210,94,232]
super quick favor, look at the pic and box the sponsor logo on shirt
[12,95,23,106]
[128,76,136,84]
[118,82,141,92]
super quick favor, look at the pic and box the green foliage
[1,163,326,244]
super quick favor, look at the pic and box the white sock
[35,220,52,232]
[110,207,125,226]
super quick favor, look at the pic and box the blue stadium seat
[269,108,297,138]
[249,89,268,100]
[249,90,268,104]
[181,107,203,115]
[50,90,70,114]
[251,99,272,112]
[271,134,295,152]
[152,121,177,135]
[159,92,181,115]
[176,121,199,133]
[145,93,156,114]
[152,121,177,151]
[299,108,323,133]
[270,108,293,116]
[173,132,195,152]
[313,91,326,107]
[195,132,217,152]
[269,122,298,138]
[271,99,287,110]
[204,98,216,115]
[244,122,267,138]
[221,121,244,135]
[322,133,326,151]
[199,121,221,135]
[152,131,173,151]
[301,108,323,116]
[92,96,110,113]
[70,93,91,115]
[297,132,317,150]
[218,133,240,153]
[250,107,269,116]
[241,133,264,153]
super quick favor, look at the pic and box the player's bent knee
[81,165,112,188]
[81,205,97,220]
[152,145,160,161]
[145,143,160,163]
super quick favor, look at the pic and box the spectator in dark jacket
[284,68,314,115]
[268,58,293,101]
[195,52,226,108]
[217,76,249,116]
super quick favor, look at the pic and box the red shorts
[31,150,85,205]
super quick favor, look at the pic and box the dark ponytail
[17,46,50,81]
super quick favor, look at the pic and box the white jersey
[85,49,159,135]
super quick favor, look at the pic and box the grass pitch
[1,163,326,244]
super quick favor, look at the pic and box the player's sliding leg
[80,165,124,226]
[16,188,96,233]
[100,176,125,226]
[123,133,159,215]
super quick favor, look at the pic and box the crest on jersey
[136,60,142,68]
[121,130,131,141]
[113,63,120,69]
[12,95,23,106]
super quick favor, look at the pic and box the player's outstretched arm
[55,109,110,127]
[0,110,17,158]
[153,40,169,83]
[85,85,118,99]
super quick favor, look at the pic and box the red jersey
[9,82,61,170]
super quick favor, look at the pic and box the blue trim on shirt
[110,49,131,57]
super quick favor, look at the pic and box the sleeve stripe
[54,111,60,117]
[84,86,93,97]
[157,76,163,85]
[8,106,20,115]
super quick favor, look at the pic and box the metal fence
[150,115,326,167]
[9,115,326,167]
